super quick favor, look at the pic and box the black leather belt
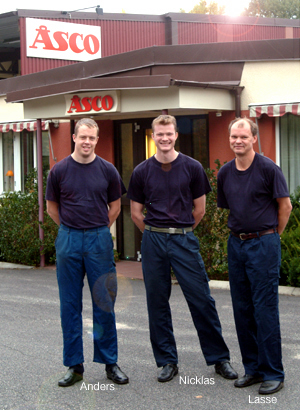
[145,225,193,234]
[231,228,277,240]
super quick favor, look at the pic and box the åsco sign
[26,18,101,62]
[64,91,119,116]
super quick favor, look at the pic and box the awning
[249,103,300,118]
[0,120,49,133]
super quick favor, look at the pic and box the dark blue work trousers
[141,229,230,368]
[227,233,284,381]
[55,224,118,367]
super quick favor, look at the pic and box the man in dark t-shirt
[217,117,292,395]
[127,114,238,383]
[46,118,128,387]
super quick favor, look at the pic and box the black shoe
[106,364,129,384]
[215,361,238,380]
[259,380,284,395]
[157,364,178,383]
[234,374,263,388]
[58,368,83,387]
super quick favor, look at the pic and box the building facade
[0,9,299,260]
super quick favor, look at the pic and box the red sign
[26,18,101,62]
[67,95,114,113]
[64,92,118,115]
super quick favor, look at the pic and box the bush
[194,160,230,280]
[280,186,300,287]
[0,169,57,266]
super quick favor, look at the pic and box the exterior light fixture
[6,170,14,177]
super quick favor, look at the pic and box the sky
[0,0,251,18]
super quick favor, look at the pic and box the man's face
[73,125,99,160]
[229,121,257,157]
[152,123,178,154]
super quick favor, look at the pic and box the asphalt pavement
[0,264,299,410]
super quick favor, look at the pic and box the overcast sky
[0,0,251,18]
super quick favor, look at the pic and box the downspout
[234,87,243,118]
[37,119,45,267]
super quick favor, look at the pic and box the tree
[188,0,226,15]
[242,0,300,19]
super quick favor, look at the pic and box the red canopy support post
[37,119,45,267]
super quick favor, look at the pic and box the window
[280,114,300,194]
[2,131,14,192]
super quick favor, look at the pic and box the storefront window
[3,131,14,192]
[21,130,34,191]
[280,114,300,195]
[42,131,50,174]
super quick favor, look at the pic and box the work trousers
[55,224,118,367]
[227,232,284,381]
[141,229,230,368]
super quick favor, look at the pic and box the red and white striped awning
[249,103,300,118]
[0,120,49,133]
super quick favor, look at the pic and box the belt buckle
[169,228,176,234]
[239,233,247,240]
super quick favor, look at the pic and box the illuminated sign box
[26,18,101,62]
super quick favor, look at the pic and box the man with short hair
[127,114,237,383]
[217,117,292,395]
[46,118,128,387]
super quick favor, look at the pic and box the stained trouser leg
[83,227,118,364]
[55,226,85,367]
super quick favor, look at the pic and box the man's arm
[108,198,121,228]
[130,200,145,232]
[46,200,60,226]
[192,195,206,230]
[276,197,292,235]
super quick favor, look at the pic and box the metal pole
[37,119,45,267]
[162,109,168,115]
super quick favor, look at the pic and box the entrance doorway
[115,115,208,260]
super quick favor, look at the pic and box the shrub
[194,160,230,281]
[280,186,300,287]
[0,169,57,266]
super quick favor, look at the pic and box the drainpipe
[234,87,243,118]
[37,119,45,267]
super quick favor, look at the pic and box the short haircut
[74,118,99,136]
[152,115,177,133]
[228,117,258,137]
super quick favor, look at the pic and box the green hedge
[0,169,57,266]
[280,186,300,287]
[0,165,299,287]
[194,160,230,281]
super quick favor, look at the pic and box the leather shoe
[158,364,178,382]
[234,374,263,388]
[106,364,129,384]
[215,361,238,379]
[259,380,284,395]
[58,368,83,387]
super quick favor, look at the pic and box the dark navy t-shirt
[46,155,126,229]
[127,153,211,228]
[217,153,290,233]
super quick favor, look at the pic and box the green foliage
[280,186,300,287]
[194,160,230,280]
[189,0,226,15]
[0,169,57,266]
[242,0,300,19]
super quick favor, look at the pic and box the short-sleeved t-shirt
[46,155,125,229]
[217,153,290,233]
[127,153,211,228]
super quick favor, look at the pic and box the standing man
[46,118,129,387]
[127,115,237,383]
[217,117,292,395]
